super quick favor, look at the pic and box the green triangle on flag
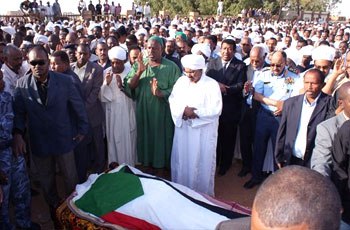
[75,170,144,217]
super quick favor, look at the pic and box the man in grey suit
[311,82,350,177]
[13,45,89,225]
[72,44,105,180]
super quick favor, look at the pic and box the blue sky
[0,0,133,15]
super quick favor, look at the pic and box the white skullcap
[300,45,313,56]
[22,41,32,45]
[76,25,83,31]
[1,26,16,36]
[25,23,33,29]
[191,43,211,59]
[231,29,244,40]
[312,45,336,62]
[34,35,48,45]
[108,46,127,61]
[181,54,206,70]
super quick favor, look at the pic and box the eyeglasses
[29,60,46,66]
[270,64,283,68]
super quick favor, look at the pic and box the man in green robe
[124,36,181,169]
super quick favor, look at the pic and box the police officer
[244,51,299,189]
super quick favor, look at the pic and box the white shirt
[293,94,320,159]
[74,63,87,82]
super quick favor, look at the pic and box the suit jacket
[13,71,89,156]
[71,61,104,128]
[275,92,332,165]
[332,120,350,224]
[206,57,247,123]
[311,113,347,177]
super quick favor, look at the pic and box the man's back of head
[252,166,341,230]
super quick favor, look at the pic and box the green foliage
[135,0,336,17]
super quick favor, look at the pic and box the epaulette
[262,67,270,72]
[287,66,298,74]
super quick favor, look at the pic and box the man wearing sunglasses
[12,45,89,227]
[244,51,299,189]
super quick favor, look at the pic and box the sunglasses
[270,64,282,68]
[29,60,46,66]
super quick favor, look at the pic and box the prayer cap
[175,31,187,41]
[108,46,126,61]
[181,54,206,70]
[1,26,15,36]
[34,35,48,45]
[148,36,164,47]
[191,43,211,59]
[312,45,335,62]
[76,25,84,31]
[300,45,313,56]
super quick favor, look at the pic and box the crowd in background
[0,1,350,229]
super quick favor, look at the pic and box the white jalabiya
[100,64,137,166]
[169,74,222,196]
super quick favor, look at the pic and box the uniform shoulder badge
[262,66,270,72]
[287,66,298,74]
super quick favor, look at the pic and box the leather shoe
[243,179,261,189]
[237,168,251,177]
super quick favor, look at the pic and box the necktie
[223,62,228,75]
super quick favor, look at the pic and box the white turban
[312,45,336,62]
[33,35,48,45]
[1,26,16,36]
[108,46,127,61]
[191,43,211,59]
[300,45,313,57]
[181,54,206,70]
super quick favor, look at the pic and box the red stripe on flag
[101,211,161,230]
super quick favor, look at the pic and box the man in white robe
[100,46,137,166]
[169,54,222,196]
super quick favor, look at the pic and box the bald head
[4,44,23,73]
[250,46,266,70]
[252,166,341,230]
[337,81,350,101]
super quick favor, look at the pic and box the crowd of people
[0,1,350,229]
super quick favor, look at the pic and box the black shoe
[243,179,261,189]
[237,168,251,177]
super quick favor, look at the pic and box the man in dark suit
[332,119,350,227]
[275,69,331,167]
[206,39,247,176]
[72,44,105,178]
[238,46,266,177]
[13,45,89,224]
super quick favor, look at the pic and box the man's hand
[115,74,122,89]
[105,71,113,85]
[333,58,345,76]
[12,133,26,157]
[277,163,284,169]
[274,100,284,116]
[218,83,229,94]
[73,134,85,143]
[136,52,147,76]
[183,106,199,119]
[243,80,253,95]
[150,78,162,97]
